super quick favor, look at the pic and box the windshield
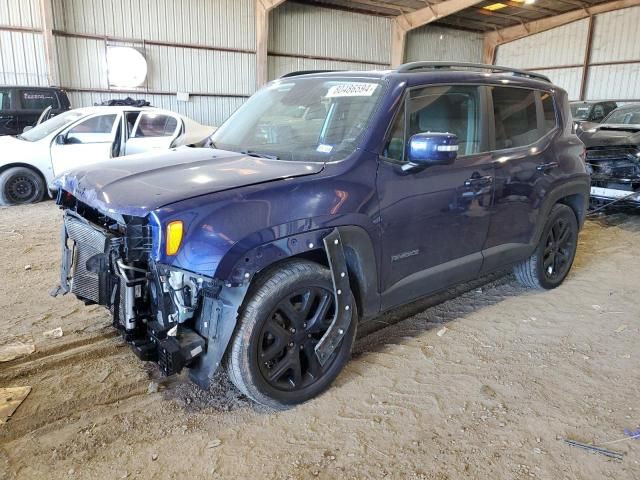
[210,77,385,161]
[20,110,85,142]
[603,106,640,125]
[570,103,592,121]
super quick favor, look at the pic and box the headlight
[166,220,184,256]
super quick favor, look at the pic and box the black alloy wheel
[542,215,575,282]
[513,203,579,290]
[258,287,336,391]
[225,259,356,409]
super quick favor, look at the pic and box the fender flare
[530,178,590,247]
[221,224,381,320]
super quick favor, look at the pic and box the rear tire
[0,166,46,205]
[226,259,356,410]
[514,203,579,289]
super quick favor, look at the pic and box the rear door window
[132,113,179,138]
[540,92,557,134]
[492,87,556,150]
[20,89,59,110]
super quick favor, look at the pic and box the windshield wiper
[240,150,280,160]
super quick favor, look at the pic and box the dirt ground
[0,201,639,480]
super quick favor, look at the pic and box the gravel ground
[0,201,639,480]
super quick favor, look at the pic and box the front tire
[226,259,356,409]
[0,166,46,205]
[514,203,579,289]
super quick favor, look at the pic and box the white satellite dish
[106,46,148,88]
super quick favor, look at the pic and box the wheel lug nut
[303,323,307,328]
[300,345,304,350]
[289,342,294,347]
[308,334,312,338]
[290,328,296,333]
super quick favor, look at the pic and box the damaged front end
[586,145,640,207]
[52,192,246,388]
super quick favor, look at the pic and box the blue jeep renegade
[54,62,590,409]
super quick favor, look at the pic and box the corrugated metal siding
[532,67,583,100]
[144,44,254,95]
[496,18,589,69]
[269,2,390,64]
[52,0,256,124]
[590,6,640,63]
[55,36,255,94]
[405,25,482,63]
[52,0,255,49]
[0,0,41,29]
[586,63,640,100]
[0,31,48,85]
[268,55,386,80]
[55,36,108,89]
[66,90,242,127]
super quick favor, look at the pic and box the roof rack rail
[280,70,343,78]
[396,62,551,83]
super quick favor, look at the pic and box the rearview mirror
[55,134,66,145]
[403,132,458,172]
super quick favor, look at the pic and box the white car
[0,106,215,205]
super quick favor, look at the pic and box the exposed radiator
[64,214,111,304]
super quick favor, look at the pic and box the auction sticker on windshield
[326,83,379,98]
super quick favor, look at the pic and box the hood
[54,147,324,217]
[578,123,640,149]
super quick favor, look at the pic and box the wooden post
[256,0,286,88]
[579,15,595,100]
[40,0,59,86]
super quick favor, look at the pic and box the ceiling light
[484,3,508,11]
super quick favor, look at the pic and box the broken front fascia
[55,205,248,386]
[586,148,640,205]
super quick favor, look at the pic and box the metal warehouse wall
[0,0,48,85]
[51,0,254,126]
[267,2,391,80]
[496,6,640,102]
[2,0,489,126]
[405,25,482,63]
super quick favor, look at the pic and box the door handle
[464,175,493,187]
[536,162,559,172]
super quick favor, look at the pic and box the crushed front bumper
[53,210,241,386]
[586,146,640,207]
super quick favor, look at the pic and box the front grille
[65,214,111,303]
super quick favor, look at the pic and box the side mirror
[55,134,66,145]
[22,126,33,133]
[403,132,458,172]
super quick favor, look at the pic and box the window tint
[20,90,58,110]
[541,92,557,133]
[492,87,539,149]
[408,85,481,157]
[0,89,11,110]
[66,114,117,144]
[134,114,178,138]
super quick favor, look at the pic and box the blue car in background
[53,63,590,409]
